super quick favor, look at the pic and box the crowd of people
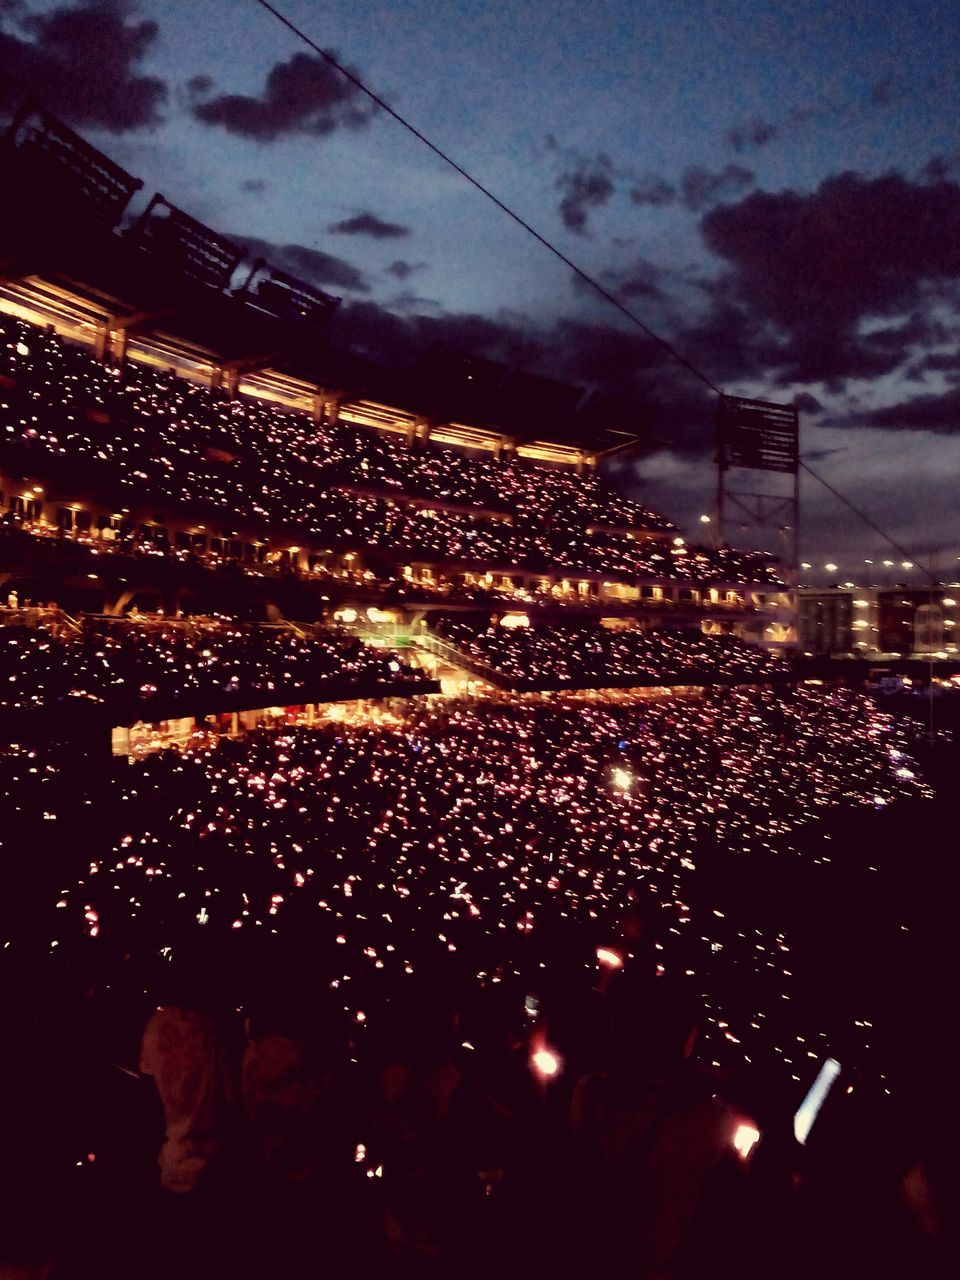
[433,618,790,686]
[4,311,950,1275]
[0,613,427,715]
[0,680,943,1275]
[1,313,783,587]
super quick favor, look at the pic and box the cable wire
[251,0,721,396]
[800,461,934,582]
[251,0,932,574]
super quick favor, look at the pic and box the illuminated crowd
[0,674,943,1274]
[32,682,925,1082]
[433,617,790,685]
[1,313,782,588]
[0,614,426,714]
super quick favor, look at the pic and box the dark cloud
[328,211,410,239]
[554,151,617,234]
[923,154,960,182]
[727,117,779,152]
[0,0,167,132]
[630,177,677,207]
[849,385,960,433]
[698,170,960,386]
[590,257,665,304]
[728,106,822,153]
[728,80,900,155]
[793,391,824,414]
[328,295,709,449]
[241,178,268,194]
[386,259,427,280]
[190,50,374,142]
[679,164,755,212]
[628,166,754,212]
[387,292,442,314]
[869,73,904,107]
[801,445,845,462]
[906,348,960,379]
[618,273,663,302]
[333,299,544,373]
[233,235,369,293]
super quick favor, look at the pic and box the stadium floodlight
[800,562,812,570]
[824,563,838,572]
[901,561,913,570]
[699,514,711,524]
[883,560,895,567]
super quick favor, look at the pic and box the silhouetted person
[569,972,751,1279]
[139,963,239,1195]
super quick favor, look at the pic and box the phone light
[794,1058,841,1145]
[733,1122,760,1159]
[531,1047,561,1078]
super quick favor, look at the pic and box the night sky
[3,0,960,579]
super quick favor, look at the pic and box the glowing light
[531,1047,561,1078]
[611,767,633,791]
[596,946,624,969]
[733,1122,760,1159]
[794,1058,841,1144]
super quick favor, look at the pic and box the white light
[699,514,711,524]
[611,767,632,791]
[883,560,894,568]
[824,563,838,573]
[733,1122,760,1159]
[596,946,624,969]
[801,562,812,570]
[794,1058,841,1144]
[902,562,913,570]
[531,1047,561,1078]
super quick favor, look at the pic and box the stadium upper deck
[0,100,795,646]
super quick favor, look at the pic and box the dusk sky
[3,0,960,579]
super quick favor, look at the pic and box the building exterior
[877,589,959,656]
[798,587,881,655]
